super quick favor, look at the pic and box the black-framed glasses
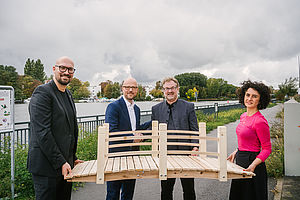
[123,86,138,90]
[163,86,177,91]
[55,65,76,74]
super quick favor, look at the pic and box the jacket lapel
[134,105,139,129]
[120,97,132,130]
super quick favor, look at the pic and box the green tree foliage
[18,75,43,99]
[0,65,41,100]
[24,58,46,83]
[135,85,146,101]
[104,82,121,99]
[68,78,91,100]
[206,78,227,98]
[0,65,18,87]
[175,72,207,87]
[150,88,164,98]
[150,81,164,98]
[175,72,207,98]
[155,81,162,90]
[275,77,298,100]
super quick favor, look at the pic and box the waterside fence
[0,102,243,148]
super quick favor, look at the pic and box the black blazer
[151,99,199,150]
[27,80,78,177]
[105,97,150,153]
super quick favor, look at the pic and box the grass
[196,108,246,133]
[266,108,284,178]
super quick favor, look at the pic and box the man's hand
[134,132,143,143]
[191,147,199,156]
[62,162,72,179]
[74,159,84,166]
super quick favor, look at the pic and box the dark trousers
[106,179,136,200]
[229,150,268,200]
[161,178,195,200]
[32,174,72,200]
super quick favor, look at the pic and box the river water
[15,100,238,123]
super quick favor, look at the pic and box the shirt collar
[123,95,135,107]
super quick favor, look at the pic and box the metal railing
[0,102,242,148]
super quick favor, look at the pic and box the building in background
[88,85,101,100]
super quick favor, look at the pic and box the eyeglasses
[163,86,177,91]
[123,86,138,90]
[55,65,76,74]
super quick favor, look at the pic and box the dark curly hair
[238,80,271,110]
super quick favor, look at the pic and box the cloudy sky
[1,0,299,88]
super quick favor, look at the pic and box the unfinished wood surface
[218,126,227,181]
[96,125,107,184]
[66,122,255,184]
[159,123,167,180]
[199,122,207,158]
[67,155,255,183]
[152,121,159,157]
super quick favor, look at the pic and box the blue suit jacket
[105,97,150,153]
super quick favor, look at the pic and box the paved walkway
[72,104,282,200]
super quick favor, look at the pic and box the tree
[174,72,207,98]
[104,82,121,99]
[206,78,226,98]
[0,65,18,87]
[24,58,46,83]
[175,72,207,87]
[68,78,91,100]
[155,81,162,90]
[73,86,90,100]
[0,65,24,100]
[68,78,82,95]
[135,85,146,101]
[17,75,42,99]
[275,77,298,100]
[150,88,164,98]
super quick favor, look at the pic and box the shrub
[0,137,34,199]
[266,108,284,178]
[266,136,284,178]
[196,108,246,133]
[76,130,98,161]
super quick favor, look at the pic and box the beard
[56,75,71,85]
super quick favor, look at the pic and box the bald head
[123,77,137,87]
[55,56,74,67]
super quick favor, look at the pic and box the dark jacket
[27,80,78,177]
[151,99,199,150]
[105,97,150,153]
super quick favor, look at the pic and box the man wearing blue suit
[105,77,150,200]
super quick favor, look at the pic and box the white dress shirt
[123,96,136,131]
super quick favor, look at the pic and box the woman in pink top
[227,80,272,200]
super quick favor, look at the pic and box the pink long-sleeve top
[236,111,272,162]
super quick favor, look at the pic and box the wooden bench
[66,121,255,184]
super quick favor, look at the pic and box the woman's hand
[243,158,262,172]
[227,149,237,163]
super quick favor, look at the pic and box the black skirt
[229,150,268,200]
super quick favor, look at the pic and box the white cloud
[0,0,299,89]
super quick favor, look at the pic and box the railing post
[199,122,206,158]
[152,121,159,158]
[96,124,108,184]
[217,126,227,181]
[159,123,167,180]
